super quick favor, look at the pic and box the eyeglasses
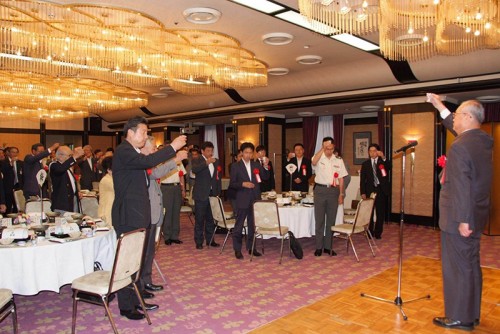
[453,112,469,118]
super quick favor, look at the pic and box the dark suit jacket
[1,159,23,191]
[439,115,493,236]
[360,157,391,197]
[77,157,97,190]
[229,160,270,209]
[111,140,176,233]
[49,158,80,212]
[288,156,312,192]
[191,156,222,200]
[256,159,275,192]
[23,150,51,197]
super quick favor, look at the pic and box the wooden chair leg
[133,283,151,325]
[71,290,78,334]
[12,300,18,334]
[349,236,359,262]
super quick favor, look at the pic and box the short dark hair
[293,143,304,149]
[322,137,334,144]
[240,142,255,152]
[201,141,214,151]
[31,143,44,151]
[94,149,102,155]
[101,156,113,173]
[189,147,199,154]
[106,147,114,152]
[369,143,381,151]
[123,116,148,137]
[255,145,265,152]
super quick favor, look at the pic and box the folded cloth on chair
[289,231,303,259]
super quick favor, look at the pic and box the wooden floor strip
[251,256,500,333]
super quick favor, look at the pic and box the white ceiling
[52,0,500,125]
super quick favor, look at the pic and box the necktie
[13,161,18,184]
[372,160,380,187]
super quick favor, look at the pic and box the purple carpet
[3,218,499,333]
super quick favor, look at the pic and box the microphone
[394,141,418,153]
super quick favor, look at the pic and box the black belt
[161,183,180,186]
[315,183,333,188]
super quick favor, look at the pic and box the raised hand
[171,135,187,151]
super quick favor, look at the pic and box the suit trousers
[370,188,387,238]
[194,198,215,246]
[233,208,253,252]
[141,221,161,286]
[441,231,482,323]
[314,186,340,250]
[115,224,151,311]
[161,184,182,240]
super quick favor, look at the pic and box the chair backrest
[81,196,99,217]
[209,196,224,225]
[253,200,284,235]
[109,229,146,292]
[13,190,26,212]
[25,199,52,213]
[353,198,376,229]
[92,182,100,191]
[186,185,194,206]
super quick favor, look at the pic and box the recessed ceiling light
[476,95,500,102]
[331,34,379,51]
[267,67,289,75]
[183,7,221,24]
[296,55,322,65]
[298,111,315,116]
[360,105,380,112]
[230,0,285,14]
[151,92,168,98]
[262,33,294,45]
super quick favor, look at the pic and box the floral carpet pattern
[2,219,499,334]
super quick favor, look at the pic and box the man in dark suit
[23,142,59,200]
[112,116,187,320]
[428,94,493,331]
[191,141,221,249]
[49,146,84,213]
[1,147,24,213]
[229,142,270,260]
[255,145,275,192]
[359,143,390,239]
[288,143,312,193]
[77,145,97,191]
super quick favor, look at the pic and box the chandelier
[298,0,499,61]
[0,0,268,120]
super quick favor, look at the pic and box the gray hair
[460,100,485,124]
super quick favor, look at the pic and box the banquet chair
[181,185,194,225]
[80,196,99,218]
[208,196,240,254]
[0,289,18,334]
[13,190,25,213]
[92,181,100,191]
[330,198,376,262]
[153,224,167,284]
[252,200,290,264]
[71,229,151,334]
[24,198,52,214]
[344,192,376,224]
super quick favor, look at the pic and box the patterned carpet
[2,218,500,334]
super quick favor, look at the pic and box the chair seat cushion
[256,226,289,236]
[332,224,365,235]
[72,271,132,295]
[343,216,355,224]
[180,206,193,213]
[0,288,13,308]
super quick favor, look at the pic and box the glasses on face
[453,112,469,118]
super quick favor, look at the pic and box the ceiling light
[183,7,221,24]
[276,10,337,34]
[151,93,168,98]
[360,105,381,112]
[476,95,500,103]
[331,34,379,51]
[298,111,315,116]
[262,33,294,45]
[267,68,289,75]
[230,0,285,14]
[296,55,322,65]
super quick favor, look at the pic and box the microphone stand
[360,147,430,320]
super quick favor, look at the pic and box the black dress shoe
[164,239,172,245]
[433,317,474,331]
[235,251,244,260]
[170,239,183,244]
[196,244,203,250]
[324,249,337,256]
[120,309,145,320]
[135,303,159,311]
[249,249,262,257]
[474,319,480,327]
[375,236,382,240]
[314,249,322,257]
[207,241,220,247]
[145,283,163,292]
[141,291,154,299]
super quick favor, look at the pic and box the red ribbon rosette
[178,170,185,177]
[378,164,387,177]
[146,168,152,176]
[216,165,222,180]
[437,155,447,185]
[332,172,339,186]
[301,164,307,176]
[253,168,261,183]
[43,165,49,172]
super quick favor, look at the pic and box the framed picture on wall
[353,132,371,164]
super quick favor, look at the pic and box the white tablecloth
[0,229,116,295]
[277,204,344,238]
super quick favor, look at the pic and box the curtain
[216,124,225,176]
[204,125,218,158]
[302,116,318,158]
[485,102,500,122]
[314,116,334,153]
[332,114,344,155]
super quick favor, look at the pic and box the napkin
[61,223,80,234]
[2,228,29,239]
